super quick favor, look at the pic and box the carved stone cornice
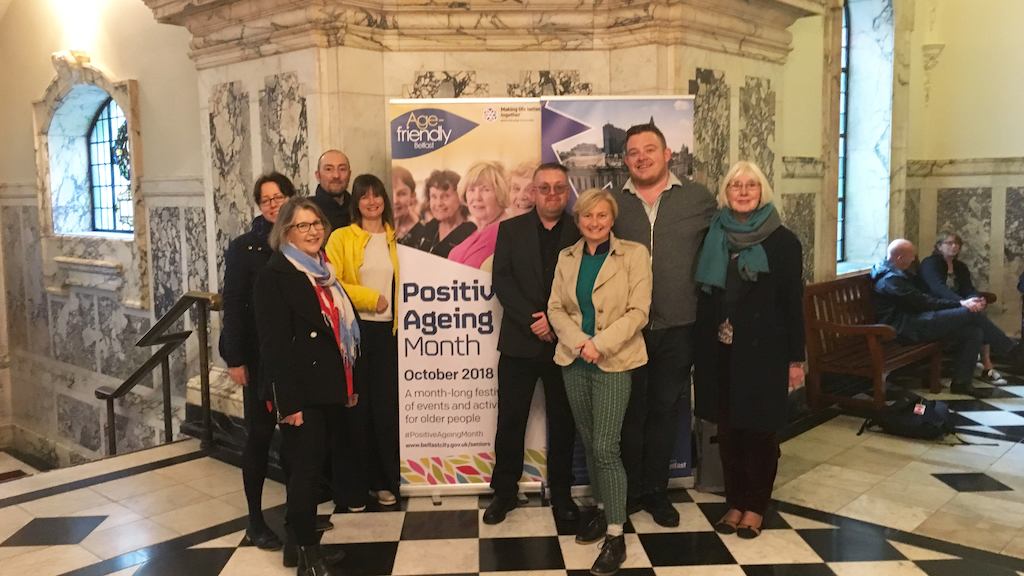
[143,0,825,69]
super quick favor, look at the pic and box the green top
[577,251,609,336]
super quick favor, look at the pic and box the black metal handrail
[95,291,221,455]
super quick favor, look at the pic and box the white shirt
[359,232,394,322]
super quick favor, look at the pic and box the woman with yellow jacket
[325,173,401,507]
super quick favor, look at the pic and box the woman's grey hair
[573,188,619,221]
[269,197,332,251]
[934,230,963,254]
[717,161,775,209]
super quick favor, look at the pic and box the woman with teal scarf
[693,161,805,539]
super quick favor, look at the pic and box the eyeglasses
[289,220,325,234]
[536,184,570,196]
[259,195,287,207]
[727,181,761,192]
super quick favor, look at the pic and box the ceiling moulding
[143,0,825,69]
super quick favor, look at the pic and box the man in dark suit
[484,163,581,524]
[311,149,352,231]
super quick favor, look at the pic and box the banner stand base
[399,476,694,500]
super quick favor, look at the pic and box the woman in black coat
[255,197,360,576]
[218,172,295,550]
[919,231,1004,384]
[693,161,804,539]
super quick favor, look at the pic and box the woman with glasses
[219,172,296,551]
[693,161,804,539]
[256,198,360,576]
[325,174,401,509]
[919,231,1007,384]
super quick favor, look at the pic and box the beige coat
[548,233,652,372]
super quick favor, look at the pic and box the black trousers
[241,365,285,527]
[621,325,693,499]
[716,345,779,515]
[491,354,576,504]
[358,320,401,495]
[280,403,346,545]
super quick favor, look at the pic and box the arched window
[88,98,132,232]
[837,4,850,262]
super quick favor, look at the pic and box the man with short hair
[871,239,1019,397]
[313,149,353,230]
[485,163,581,525]
[613,123,716,528]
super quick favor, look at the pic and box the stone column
[817,0,843,279]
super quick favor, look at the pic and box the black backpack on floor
[857,391,955,440]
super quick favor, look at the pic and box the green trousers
[562,362,632,525]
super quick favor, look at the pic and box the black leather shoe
[246,525,283,550]
[316,517,334,532]
[643,494,679,527]
[483,495,518,525]
[575,509,607,544]
[297,544,344,576]
[284,544,344,569]
[552,499,580,522]
[590,534,626,576]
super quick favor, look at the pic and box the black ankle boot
[297,544,343,576]
[576,509,607,545]
[590,534,626,576]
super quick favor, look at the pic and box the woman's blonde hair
[573,188,619,221]
[717,161,774,209]
[458,161,509,209]
[269,198,332,251]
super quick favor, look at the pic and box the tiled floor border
[0,450,208,510]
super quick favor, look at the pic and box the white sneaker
[980,368,1008,385]
[376,490,398,506]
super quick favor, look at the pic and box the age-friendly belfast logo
[391,108,479,159]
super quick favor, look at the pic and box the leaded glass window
[88,98,132,232]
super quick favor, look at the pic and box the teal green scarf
[695,203,781,292]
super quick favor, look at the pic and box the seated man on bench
[870,239,1020,397]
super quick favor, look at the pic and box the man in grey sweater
[613,123,716,527]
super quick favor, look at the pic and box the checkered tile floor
[22,490,1023,576]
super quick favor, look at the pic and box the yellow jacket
[324,222,400,333]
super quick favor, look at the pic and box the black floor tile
[133,548,236,576]
[949,412,980,427]
[992,425,1024,439]
[324,541,398,576]
[667,489,695,503]
[401,509,479,540]
[743,564,837,576]
[796,527,904,562]
[569,565,655,569]
[946,399,1001,412]
[696,502,790,530]
[974,387,1019,399]
[916,558,1021,576]
[1,516,106,546]
[639,532,735,566]
[932,472,1013,492]
[478,536,565,571]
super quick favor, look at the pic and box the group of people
[220,123,810,576]
[871,233,1023,396]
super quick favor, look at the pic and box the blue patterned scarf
[280,243,360,363]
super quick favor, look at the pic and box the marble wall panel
[408,71,488,98]
[56,393,101,452]
[691,68,730,194]
[1004,187,1024,280]
[96,296,153,386]
[48,134,92,234]
[260,73,309,195]
[114,413,157,453]
[782,193,816,283]
[185,207,209,292]
[739,76,776,185]
[149,207,183,318]
[2,208,27,350]
[904,188,920,247]
[936,187,991,287]
[506,70,593,97]
[210,81,253,290]
[22,206,51,357]
[49,293,99,371]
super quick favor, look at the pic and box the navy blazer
[219,216,272,372]
[254,251,360,418]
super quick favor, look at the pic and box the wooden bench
[803,273,943,411]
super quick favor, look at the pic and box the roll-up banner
[392,96,695,492]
